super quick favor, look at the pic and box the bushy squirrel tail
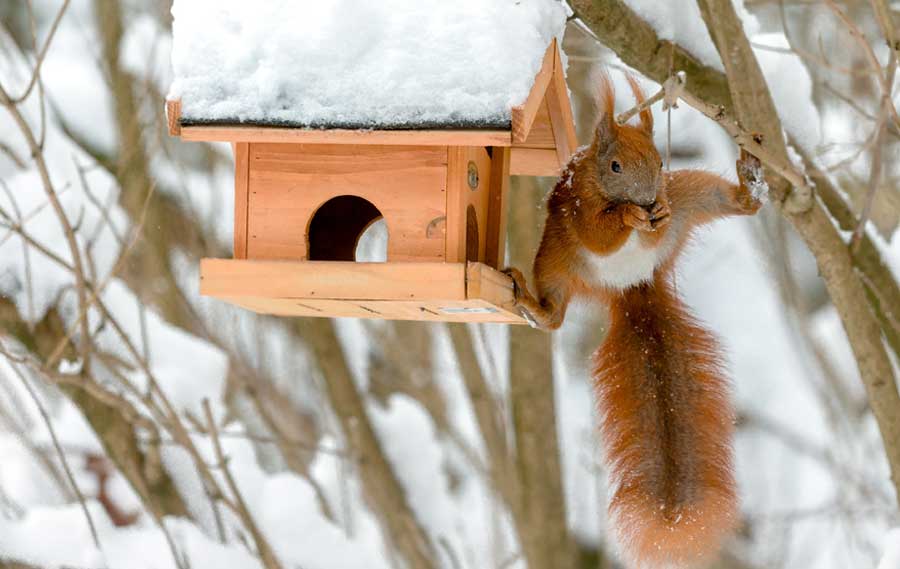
[593,278,738,568]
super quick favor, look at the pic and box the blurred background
[0,1,899,568]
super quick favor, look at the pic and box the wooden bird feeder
[167,40,576,324]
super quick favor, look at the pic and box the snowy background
[1,1,899,568]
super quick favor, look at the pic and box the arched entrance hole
[307,196,387,261]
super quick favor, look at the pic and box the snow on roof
[167,0,569,130]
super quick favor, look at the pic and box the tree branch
[695,0,900,503]
[298,318,438,569]
[507,177,576,568]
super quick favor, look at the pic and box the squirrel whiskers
[505,71,764,568]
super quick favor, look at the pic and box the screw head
[467,162,479,190]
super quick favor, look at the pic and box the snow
[0,505,261,569]
[752,32,822,152]
[622,0,730,70]
[743,160,770,202]
[168,0,569,129]
[369,394,504,569]
[880,529,900,569]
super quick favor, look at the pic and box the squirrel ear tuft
[624,72,653,135]
[594,70,618,148]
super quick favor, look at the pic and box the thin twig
[0,81,94,377]
[5,0,72,105]
[202,399,283,569]
[2,353,102,551]
[824,0,900,130]
[0,182,35,326]
[850,49,897,251]
[0,184,73,249]
[0,141,27,169]
[43,183,156,372]
[615,86,666,125]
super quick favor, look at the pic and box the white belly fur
[580,232,658,290]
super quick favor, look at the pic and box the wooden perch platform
[200,260,526,324]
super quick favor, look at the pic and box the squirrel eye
[611,160,622,173]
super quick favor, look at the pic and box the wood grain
[201,259,466,300]
[445,147,468,263]
[233,143,250,258]
[224,296,521,323]
[246,144,447,261]
[466,262,516,312]
[199,259,525,324]
[180,126,512,146]
[510,147,562,176]
[464,147,492,263]
[166,99,181,137]
[546,45,579,165]
[512,100,556,150]
[511,40,556,143]
[485,147,511,268]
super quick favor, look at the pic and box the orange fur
[505,73,763,567]
[595,280,737,567]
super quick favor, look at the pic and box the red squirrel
[504,74,764,568]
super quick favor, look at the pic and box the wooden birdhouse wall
[237,143,447,262]
[445,146,492,264]
[233,143,503,269]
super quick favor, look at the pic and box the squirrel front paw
[735,149,766,214]
[621,200,669,232]
[502,267,529,304]
[648,197,671,230]
[501,268,542,329]
[621,203,653,232]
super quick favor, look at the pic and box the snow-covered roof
[167,0,569,130]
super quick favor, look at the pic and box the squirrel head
[581,72,663,207]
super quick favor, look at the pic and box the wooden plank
[546,43,579,166]
[220,296,524,323]
[510,147,562,176]
[200,260,525,324]
[464,146,492,263]
[200,259,467,301]
[180,126,512,147]
[484,147,511,269]
[511,99,556,149]
[445,147,467,263]
[511,40,556,143]
[226,297,378,319]
[466,262,517,313]
[246,144,447,261]
[166,99,181,136]
[233,143,250,258]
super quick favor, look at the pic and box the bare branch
[2,0,72,105]
[1,349,101,550]
[202,399,283,569]
[696,0,900,503]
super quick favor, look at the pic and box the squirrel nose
[633,185,657,207]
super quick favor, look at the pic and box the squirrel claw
[736,149,763,184]
[519,308,540,329]
[735,149,767,213]
[502,267,527,304]
[648,198,671,230]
